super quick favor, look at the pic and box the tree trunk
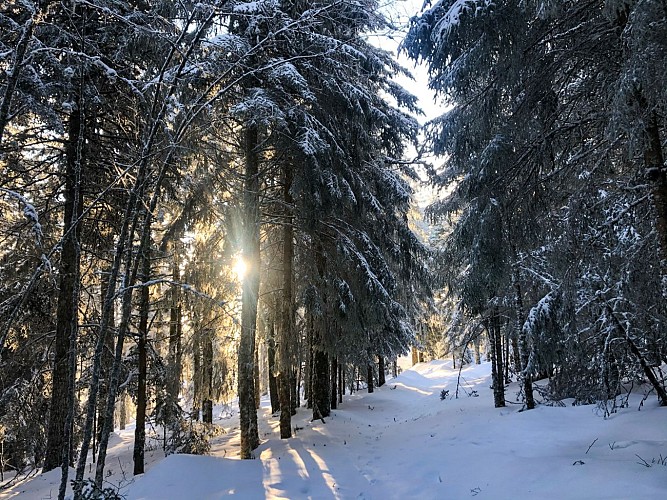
[96,273,115,449]
[290,368,298,415]
[312,348,330,420]
[489,310,506,408]
[202,329,214,424]
[305,314,313,409]
[133,248,150,475]
[267,325,279,414]
[513,267,535,410]
[338,362,343,404]
[378,356,385,387]
[254,342,261,410]
[238,124,261,458]
[607,306,667,406]
[367,364,374,393]
[192,331,201,421]
[473,335,481,365]
[167,242,183,427]
[278,163,295,438]
[45,108,83,473]
[119,394,126,430]
[330,357,338,410]
[644,113,667,275]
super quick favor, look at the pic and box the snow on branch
[433,0,495,37]
[0,187,43,248]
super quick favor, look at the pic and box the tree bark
[267,323,279,414]
[254,342,261,410]
[644,113,667,274]
[378,356,385,387]
[45,108,83,473]
[312,348,330,420]
[338,362,344,403]
[192,330,201,421]
[489,310,506,408]
[167,242,183,427]
[330,357,338,410]
[278,163,295,438]
[133,248,150,475]
[513,267,535,410]
[367,364,374,393]
[202,328,214,424]
[238,124,261,457]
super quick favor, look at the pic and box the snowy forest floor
[2,360,666,499]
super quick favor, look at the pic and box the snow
[2,360,666,499]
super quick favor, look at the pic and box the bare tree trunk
[312,348,330,420]
[96,272,115,450]
[254,342,261,410]
[192,330,201,421]
[305,314,313,409]
[119,395,126,430]
[513,267,535,410]
[378,356,385,387]
[278,163,294,438]
[133,247,150,475]
[167,242,183,427]
[330,357,338,410]
[473,335,481,365]
[338,362,344,403]
[267,320,279,414]
[489,310,505,408]
[367,364,374,393]
[290,368,298,415]
[238,124,261,458]
[202,329,214,424]
[45,108,83,473]
[644,113,667,274]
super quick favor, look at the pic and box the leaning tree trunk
[45,108,83,474]
[133,247,150,475]
[238,124,261,458]
[94,207,153,490]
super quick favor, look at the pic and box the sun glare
[233,256,247,281]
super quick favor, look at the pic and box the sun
[233,256,247,281]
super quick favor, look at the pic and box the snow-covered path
[3,360,666,499]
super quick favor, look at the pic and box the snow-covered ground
[2,360,666,499]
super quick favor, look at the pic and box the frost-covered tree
[405,0,667,407]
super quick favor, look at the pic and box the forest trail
[3,360,666,499]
